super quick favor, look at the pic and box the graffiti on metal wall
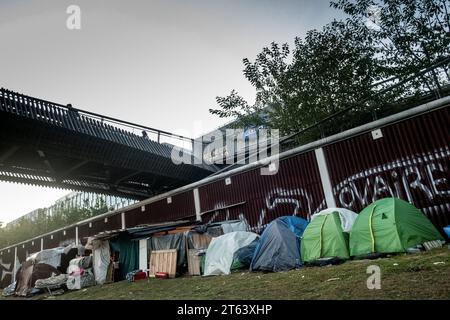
[205,187,324,232]
[252,188,324,232]
[333,147,450,212]
[0,258,14,286]
[203,147,449,232]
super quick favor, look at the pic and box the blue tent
[250,216,309,272]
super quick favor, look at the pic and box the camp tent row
[2,197,446,296]
[204,198,444,276]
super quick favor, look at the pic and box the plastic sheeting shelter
[27,247,64,269]
[92,240,110,285]
[204,231,259,276]
[301,211,350,263]
[221,220,249,234]
[15,260,60,296]
[350,198,444,256]
[250,216,309,272]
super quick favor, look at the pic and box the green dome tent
[301,211,352,263]
[350,198,443,257]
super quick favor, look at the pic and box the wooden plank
[188,232,212,250]
[149,249,177,278]
[187,249,202,276]
[153,226,194,237]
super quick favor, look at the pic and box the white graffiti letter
[338,185,355,208]
[372,175,394,202]
[402,166,433,201]
[350,180,370,207]
[426,163,450,196]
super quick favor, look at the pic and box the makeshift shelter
[185,226,217,276]
[301,211,351,264]
[350,198,444,257]
[15,260,60,296]
[110,234,139,281]
[149,232,187,273]
[186,230,213,250]
[59,244,84,273]
[28,247,64,269]
[250,216,309,272]
[204,231,259,276]
[90,221,194,281]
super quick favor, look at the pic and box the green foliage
[210,0,450,144]
[331,0,450,93]
[0,197,112,248]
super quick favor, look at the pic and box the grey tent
[250,216,309,272]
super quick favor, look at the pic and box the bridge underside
[0,89,217,199]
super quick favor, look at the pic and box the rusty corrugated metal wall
[324,106,450,233]
[199,151,325,231]
[125,191,196,227]
[78,213,122,245]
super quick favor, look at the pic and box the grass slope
[47,248,450,300]
[0,247,445,300]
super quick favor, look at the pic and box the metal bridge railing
[0,88,196,152]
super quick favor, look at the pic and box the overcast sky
[0,0,343,224]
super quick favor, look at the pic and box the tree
[210,0,450,144]
[0,195,112,248]
[331,0,450,94]
[210,22,381,142]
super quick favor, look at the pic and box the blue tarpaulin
[444,225,450,239]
